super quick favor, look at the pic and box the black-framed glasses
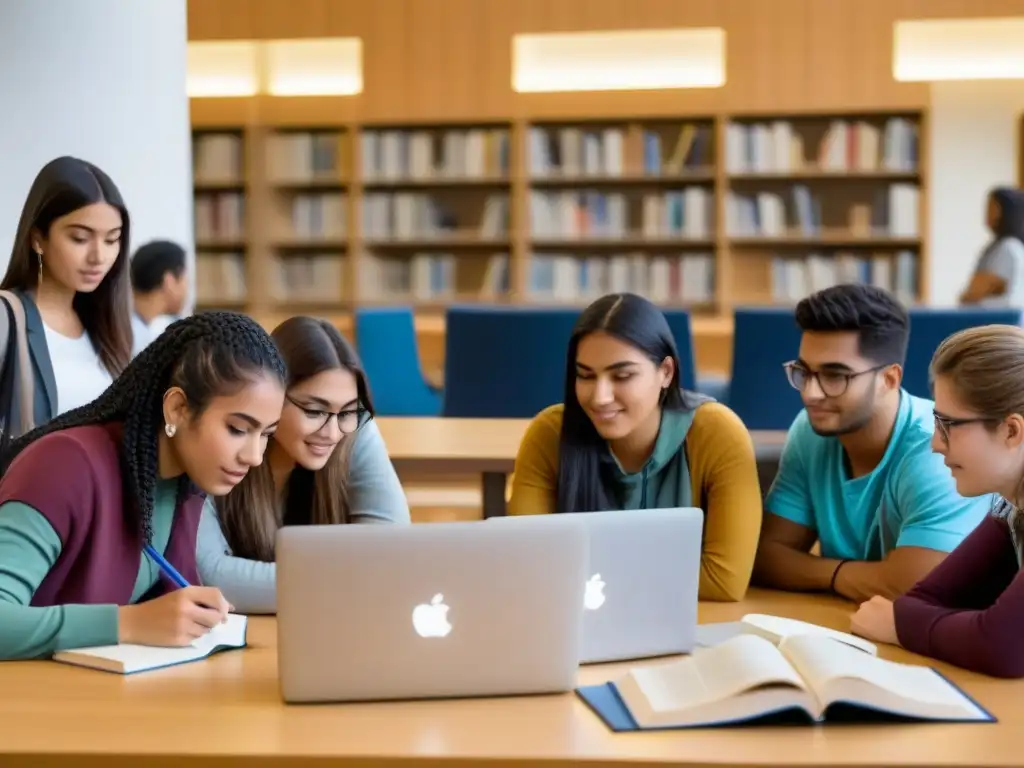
[286,395,372,435]
[783,361,886,398]
[933,411,998,444]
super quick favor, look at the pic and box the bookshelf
[191,108,927,375]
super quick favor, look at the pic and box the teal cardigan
[6,290,58,429]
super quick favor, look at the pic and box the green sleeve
[0,501,119,660]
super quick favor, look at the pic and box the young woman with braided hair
[0,310,287,660]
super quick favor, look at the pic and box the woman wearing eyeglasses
[196,316,410,613]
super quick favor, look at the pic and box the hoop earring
[164,423,177,438]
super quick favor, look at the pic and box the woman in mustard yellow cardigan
[508,293,762,601]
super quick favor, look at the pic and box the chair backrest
[727,307,804,430]
[903,308,1024,398]
[354,306,442,416]
[444,306,577,418]
[443,305,699,418]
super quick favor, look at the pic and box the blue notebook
[576,634,995,730]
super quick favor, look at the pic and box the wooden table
[378,417,788,517]
[1,589,1018,767]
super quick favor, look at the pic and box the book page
[742,614,877,656]
[780,635,982,718]
[629,634,807,713]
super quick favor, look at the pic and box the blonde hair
[930,324,1024,422]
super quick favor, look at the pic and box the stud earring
[164,423,177,438]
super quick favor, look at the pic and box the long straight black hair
[3,156,133,378]
[556,293,685,514]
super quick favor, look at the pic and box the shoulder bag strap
[0,291,35,434]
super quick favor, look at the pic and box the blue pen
[143,543,190,588]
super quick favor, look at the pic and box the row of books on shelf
[769,251,918,306]
[359,253,508,302]
[194,134,244,184]
[529,189,713,240]
[196,252,246,304]
[268,255,345,303]
[725,184,919,239]
[526,123,713,178]
[267,132,345,183]
[529,252,715,306]
[289,193,346,240]
[195,194,245,242]
[362,128,510,181]
[726,117,918,175]
[361,192,508,241]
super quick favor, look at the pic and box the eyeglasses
[286,395,372,435]
[933,412,997,444]
[783,361,886,398]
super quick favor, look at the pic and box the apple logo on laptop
[584,573,606,610]
[412,593,452,637]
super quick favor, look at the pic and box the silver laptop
[492,507,703,664]
[275,517,588,703]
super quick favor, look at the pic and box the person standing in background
[959,187,1024,308]
[1,156,133,423]
[130,240,189,354]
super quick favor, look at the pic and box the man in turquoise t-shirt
[754,284,993,603]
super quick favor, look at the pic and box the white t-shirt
[43,324,113,415]
[131,313,176,357]
[974,237,1024,308]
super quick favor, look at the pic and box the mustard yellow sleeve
[687,403,763,602]
[507,405,564,516]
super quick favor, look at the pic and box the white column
[928,80,1024,306]
[0,0,192,287]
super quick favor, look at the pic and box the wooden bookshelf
[191,104,927,376]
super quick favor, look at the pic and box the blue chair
[727,307,804,431]
[354,306,442,416]
[903,308,1023,398]
[442,305,700,418]
[443,306,578,418]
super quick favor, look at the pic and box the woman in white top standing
[0,156,133,431]
[960,187,1024,308]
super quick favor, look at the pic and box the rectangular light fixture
[264,38,363,96]
[894,17,1024,81]
[512,28,725,93]
[187,41,260,97]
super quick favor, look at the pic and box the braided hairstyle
[1,311,286,541]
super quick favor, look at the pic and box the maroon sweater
[0,423,205,606]
[894,513,1024,678]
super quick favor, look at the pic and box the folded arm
[0,502,118,660]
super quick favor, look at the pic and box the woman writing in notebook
[0,312,286,660]
[507,293,762,602]
[197,316,409,614]
[851,325,1024,678]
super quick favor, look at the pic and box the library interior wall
[928,80,1024,306]
[0,0,193,296]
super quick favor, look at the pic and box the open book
[577,633,994,729]
[53,613,248,674]
[695,613,877,655]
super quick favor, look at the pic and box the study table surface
[377,417,788,516]
[2,589,1020,768]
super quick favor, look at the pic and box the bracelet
[830,559,850,593]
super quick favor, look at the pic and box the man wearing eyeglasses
[753,284,992,602]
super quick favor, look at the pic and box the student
[753,284,991,602]
[0,311,287,660]
[508,293,762,602]
[130,239,189,354]
[852,325,1024,678]
[1,156,134,424]
[197,316,410,613]
[959,187,1024,307]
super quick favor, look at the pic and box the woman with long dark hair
[1,156,134,428]
[0,311,286,660]
[197,316,409,613]
[508,293,762,601]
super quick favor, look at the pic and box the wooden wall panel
[188,0,1022,118]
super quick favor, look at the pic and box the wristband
[830,559,850,593]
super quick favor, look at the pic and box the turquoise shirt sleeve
[196,498,277,614]
[347,419,411,524]
[764,412,816,530]
[892,448,993,553]
[0,501,118,660]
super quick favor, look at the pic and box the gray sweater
[196,420,410,613]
